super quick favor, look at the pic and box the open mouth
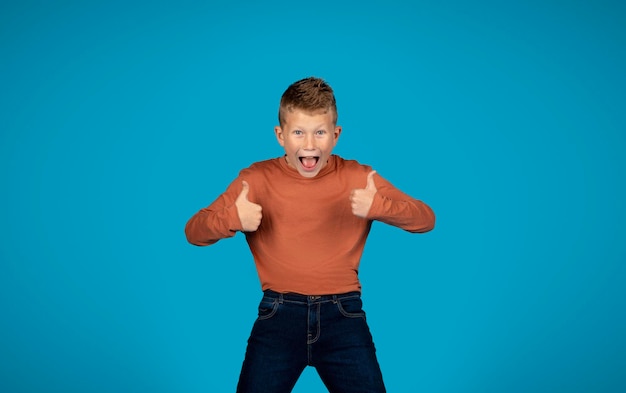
[299,156,320,170]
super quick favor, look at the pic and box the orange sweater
[185,155,435,295]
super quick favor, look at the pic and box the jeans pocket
[337,296,366,319]
[257,297,279,320]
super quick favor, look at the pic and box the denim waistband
[263,289,361,304]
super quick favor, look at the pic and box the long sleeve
[366,173,435,233]
[185,180,244,246]
[184,156,434,294]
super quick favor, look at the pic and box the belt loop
[332,295,338,304]
[278,293,284,304]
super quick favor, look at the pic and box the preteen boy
[185,77,435,393]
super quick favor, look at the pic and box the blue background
[1,1,625,392]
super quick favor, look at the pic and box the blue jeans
[236,290,386,393]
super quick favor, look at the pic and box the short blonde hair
[278,77,337,126]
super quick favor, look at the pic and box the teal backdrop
[1,1,624,392]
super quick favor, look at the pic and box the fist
[235,181,263,232]
[350,170,377,218]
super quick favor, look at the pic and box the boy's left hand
[350,170,377,218]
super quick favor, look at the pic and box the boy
[185,77,435,393]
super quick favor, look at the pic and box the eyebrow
[292,123,327,130]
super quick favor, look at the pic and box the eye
[293,130,303,135]
[315,130,326,135]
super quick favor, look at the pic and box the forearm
[364,173,435,232]
[367,193,435,233]
[185,201,243,246]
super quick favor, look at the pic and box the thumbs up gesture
[350,170,377,218]
[235,181,263,232]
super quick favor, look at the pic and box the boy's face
[274,109,341,178]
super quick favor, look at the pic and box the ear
[333,125,342,146]
[274,126,285,147]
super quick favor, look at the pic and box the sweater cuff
[227,203,244,232]
[366,193,386,220]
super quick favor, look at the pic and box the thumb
[238,181,250,201]
[366,170,377,191]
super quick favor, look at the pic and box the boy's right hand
[235,181,263,232]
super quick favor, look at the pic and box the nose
[304,133,315,150]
